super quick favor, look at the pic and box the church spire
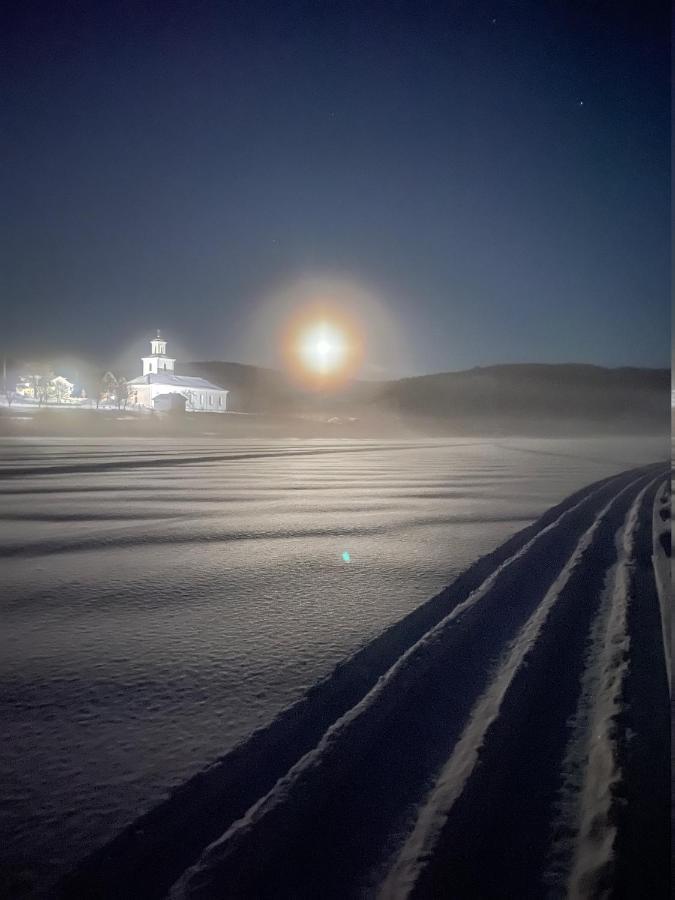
[150,332,167,356]
[142,330,175,376]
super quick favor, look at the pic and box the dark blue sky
[3,0,670,375]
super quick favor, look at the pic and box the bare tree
[41,368,55,405]
[116,378,129,410]
[25,364,54,406]
[94,376,105,409]
[100,371,117,407]
[25,369,42,402]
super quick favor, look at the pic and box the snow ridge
[379,475,649,899]
[545,478,659,898]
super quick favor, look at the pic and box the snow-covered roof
[153,392,186,402]
[127,373,228,391]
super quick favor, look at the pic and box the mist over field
[1,362,668,440]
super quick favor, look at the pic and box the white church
[128,332,229,413]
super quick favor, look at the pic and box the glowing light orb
[342,550,351,562]
[279,297,364,389]
[298,322,348,375]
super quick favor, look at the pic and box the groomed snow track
[59,464,670,900]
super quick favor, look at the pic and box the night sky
[3,0,670,376]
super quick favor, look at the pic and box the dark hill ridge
[178,361,669,434]
[178,360,297,414]
[383,364,668,428]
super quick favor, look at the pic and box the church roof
[128,373,228,391]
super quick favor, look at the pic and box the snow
[0,435,667,893]
[167,463,668,899]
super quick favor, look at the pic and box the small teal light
[342,550,351,563]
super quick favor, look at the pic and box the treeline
[2,360,132,409]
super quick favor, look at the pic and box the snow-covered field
[0,436,668,896]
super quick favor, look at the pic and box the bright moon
[298,322,348,375]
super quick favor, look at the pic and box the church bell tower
[142,330,176,376]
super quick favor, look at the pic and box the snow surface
[0,436,667,893]
[163,464,668,900]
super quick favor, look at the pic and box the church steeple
[141,330,176,376]
[150,329,167,357]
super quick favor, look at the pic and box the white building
[50,375,75,402]
[128,332,229,412]
[16,372,75,403]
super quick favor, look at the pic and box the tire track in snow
[56,465,667,900]
[167,469,663,899]
[380,475,653,900]
[408,472,669,900]
[61,470,629,900]
[542,478,659,898]
[651,479,670,694]
[560,478,659,898]
[610,476,670,900]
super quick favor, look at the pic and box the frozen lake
[0,436,667,894]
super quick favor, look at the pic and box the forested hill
[177,361,668,434]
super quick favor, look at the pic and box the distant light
[342,550,351,562]
[298,322,348,375]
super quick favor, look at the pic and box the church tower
[142,330,176,376]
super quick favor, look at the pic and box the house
[127,332,229,412]
[15,372,74,403]
[50,375,74,402]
